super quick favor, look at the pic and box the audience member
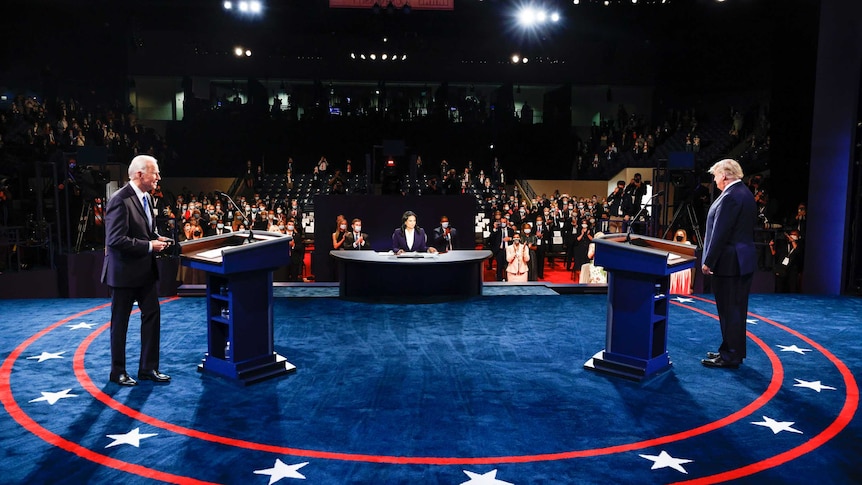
[432,215,458,252]
[344,218,370,250]
[505,231,530,283]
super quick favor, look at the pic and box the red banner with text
[329,0,454,10]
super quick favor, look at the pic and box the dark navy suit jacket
[101,183,160,288]
[702,180,757,276]
[391,227,430,252]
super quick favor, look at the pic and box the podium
[584,233,697,381]
[181,231,296,385]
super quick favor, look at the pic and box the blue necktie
[142,194,152,228]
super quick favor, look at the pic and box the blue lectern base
[198,353,296,386]
[584,350,672,382]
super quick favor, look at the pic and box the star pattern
[746,318,759,325]
[673,297,694,303]
[793,379,836,392]
[460,469,514,485]
[777,344,812,355]
[751,416,803,434]
[68,322,96,330]
[639,450,693,474]
[28,388,77,405]
[105,427,159,448]
[253,459,309,483]
[27,351,66,363]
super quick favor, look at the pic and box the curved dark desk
[330,250,492,302]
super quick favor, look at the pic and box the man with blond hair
[701,158,756,369]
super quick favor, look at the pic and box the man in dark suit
[101,155,173,386]
[701,159,756,369]
[531,213,552,278]
[344,218,371,250]
[432,215,458,253]
[488,216,512,281]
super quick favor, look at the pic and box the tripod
[75,200,93,253]
[663,198,703,247]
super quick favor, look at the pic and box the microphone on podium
[216,191,254,244]
[625,190,664,243]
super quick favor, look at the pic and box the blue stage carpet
[1,294,860,484]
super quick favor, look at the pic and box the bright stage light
[234,46,244,56]
[511,54,520,63]
[223,1,232,10]
[238,1,249,12]
[245,49,252,57]
[249,1,262,13]
[551,12,560,22]
[518,7,537,27]
[370,54,377,60]
[382,53,388,60]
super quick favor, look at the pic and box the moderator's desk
[330,250,492,302]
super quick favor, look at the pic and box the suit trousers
[711,272,753,363]
[109,283,161,378]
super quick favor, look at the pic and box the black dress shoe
[138,370,171,382]
[110,373,137,386]
[701,357,740,369]
[706,351,721,359]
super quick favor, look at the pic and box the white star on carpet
[68,322,96,330]
[673,297,694,303]
[746,318,759,324]
[777,344,812,355]
[253,459,308,483]
[27,351,66,363]
[460,469,514,485]
[28,388,77,405]
[751,416,803,434]
[793,379,837,392]
[639,450,693,474]
[105,427,159,448]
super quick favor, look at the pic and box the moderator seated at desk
[329,250,492,301]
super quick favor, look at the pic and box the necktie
[142,194,152,228]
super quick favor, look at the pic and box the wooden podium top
[180,230,292,274]
[593,233,698,276]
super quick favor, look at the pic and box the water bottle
[224,340,231,360]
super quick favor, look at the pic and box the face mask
[790,235,798,241]
[582,224,588,228]
[676,236,683,241]
[355,226,362,232]
[340,224,347,230]
[217,223,224,229]
[513,239,521,244]
[278,225,285,230]
[277,209,283,214]
[441,222,449,228]
[287,224,294,231]
[523,229,531,234]
[182,205,188,211]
